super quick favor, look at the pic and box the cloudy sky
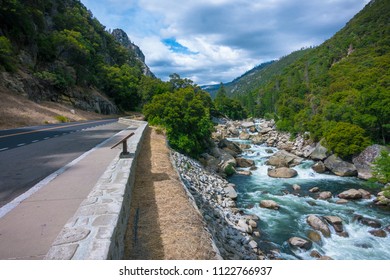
[80,0,370,85]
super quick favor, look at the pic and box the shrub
[324,122,371,160]
[0,36,16,71]
[372,150,390,184]
[55,115,69,123]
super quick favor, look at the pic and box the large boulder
[368,229,387,238]
[353,145,389,180]
[224,183,238,200]
[310,140,329,160]
[338,189,362,200]
[251,134,266,145]
[236,158,255,168]
[312,161,326,173]
[307,230,322,243]
[324,155,357,177]
[260,200,280,210]
[218,139,242,157]
[354,215,382,228]
[266,150,303,167]
[288,237,312,250]
[200,153,220,173]
[307,215,331,237]
[318,191,332,200]
[259,127,273,134]
[323,216,344,233]
[239,131,251,140]
[267,167,298,178]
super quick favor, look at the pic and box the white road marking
[44,137,50,140]
[32,140,39,143]
[17,143,26,147]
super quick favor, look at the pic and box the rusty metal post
[111,132,135,159]
[120,140,130,158]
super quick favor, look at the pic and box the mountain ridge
[0,0,154,115]
[206,0,389,156]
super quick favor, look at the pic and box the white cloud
[81,0,370,85]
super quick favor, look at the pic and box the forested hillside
[227,0,389,159]
[0,0,153,112]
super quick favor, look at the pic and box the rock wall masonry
[45,118,147,260]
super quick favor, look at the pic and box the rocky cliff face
[111,29,155,78]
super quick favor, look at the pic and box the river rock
[324,155,357,177]
[318,191,332,200]
[310,250,322,259]
[218,139,242,156]
[260,200,280,210]
[259,127,273,134]
[251,134,266,145]
[310,140,329,160]
[338,189,362,199]
[309,187,320,193]
[307,215,331,237]
[292,184,301,191]
[237,219,253,234]
[336,199,349,204]
[358,189,371,199]
[288,237,312,250]
[237,170,252,176]
[249,240,258,250]
[352,144,389,180]
[323,216,344,232]
[239,131,251,140]
[368,229,387,238]
[307,230,322,243]
[267,167,298,178]
[236,158,255,168]
[224,184,238,200]
[312,161,326,173]
[354,215,382,228]
[375,191,390,206]
[266,150,303,167]
[248,219,257,228]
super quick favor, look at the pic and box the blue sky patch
[162,38,198,55]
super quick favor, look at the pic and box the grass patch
[55,115,69,123]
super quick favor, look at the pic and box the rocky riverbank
[171,118,389,260]
[201,118,390,208]
[171,151,269,260]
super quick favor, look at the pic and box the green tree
[0,36,16,71]
[102,64,141,110]
[214,83,247,120]
[324,122,371,160]
[143,85,213,157]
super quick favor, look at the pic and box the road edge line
[0,127,128,219]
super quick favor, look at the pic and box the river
[227,138,390,260]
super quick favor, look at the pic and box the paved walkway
[0,122,132,259]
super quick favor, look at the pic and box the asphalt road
[0,119,118,151]
[0,119,129,207]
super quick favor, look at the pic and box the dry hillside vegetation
[0,88,118,129]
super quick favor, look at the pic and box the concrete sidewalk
[0,123,135,259]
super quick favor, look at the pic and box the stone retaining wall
[45,118,147,259]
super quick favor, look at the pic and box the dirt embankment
[0,87,119,130]
[125,128,217,260]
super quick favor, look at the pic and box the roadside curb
[45,118,148,259]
